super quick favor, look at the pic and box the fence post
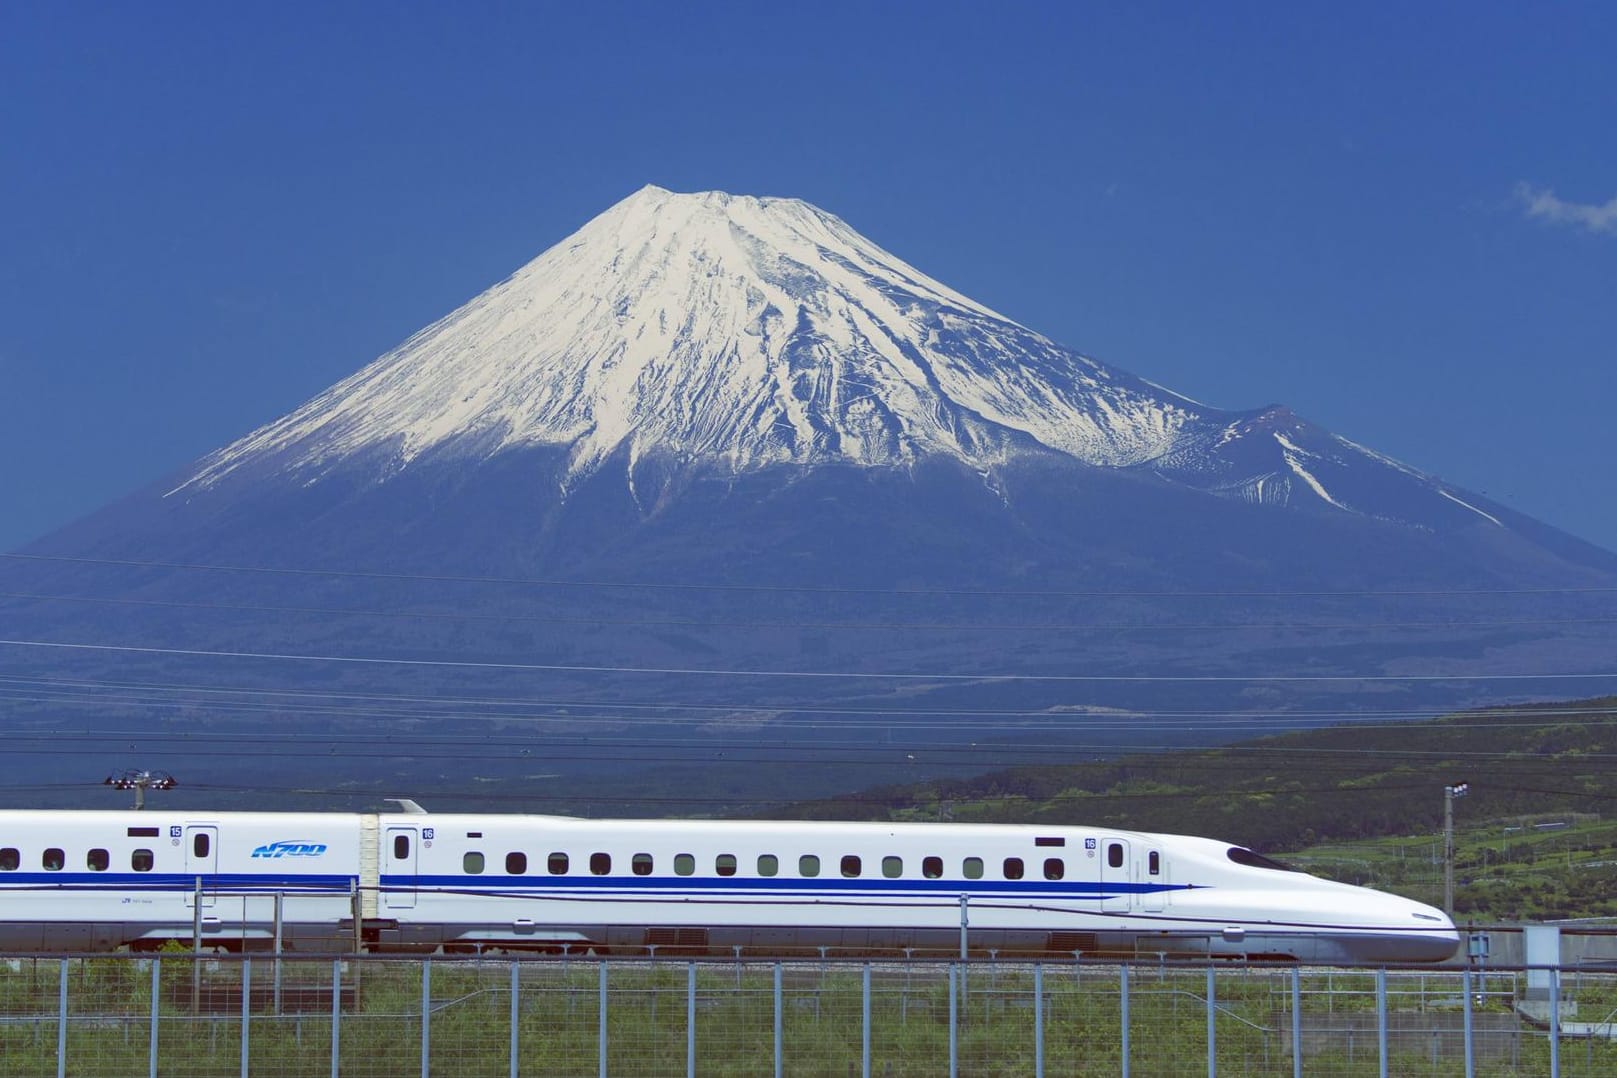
[862,963,872,1078]
[331,959,342,1078]
[948,964,959,1078]
[687,962,697,1078]
[509,961,520,1078]
[1034,963,1044,1078]
[421,959,431,1078]
[56,957,68,1078]
[773,962,783,1078]
[1206,965,1216,1078]
[1545,969,1558,1078]
[598,961,608,1078]
[1120,964,1130,1078]
[1372,969,1388,1078]
[1462,967,1474,1078]
[240,957,252,1078]
[150,956,161,1078]
[1291,968,1302,1078]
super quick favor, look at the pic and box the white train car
[0,808,1458,962]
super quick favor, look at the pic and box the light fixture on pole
[1443,782,1470,917]
[104,770,177,810]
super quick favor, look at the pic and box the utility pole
[104,769,177,810]
[1443,782,1470,917]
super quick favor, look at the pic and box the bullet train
[0,806,1458,963]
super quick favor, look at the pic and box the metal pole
[240,956,252,1078]
[1444,786,1456,916]
[1443,782,1469,917]
[331,959,342,1078]
[686,962,696,1078]
[958,894,969,1013]
[274,892,284,1016]
[421,959,431,1078]
[1376,968,1388,1078]
[862,964,872,1078]
[509,961,520,1078]
[1545,969,1558,1078]
[351,879,363,954]
[1291,968,1302,1078]
[1119,964,1130,1078]
[948,964,959,1078]
[1206,965,1216,1078]
[150,957,161,1078]
[56,957,68,1078]
[773,963,783,1078]
[1462,967,1475,1078]
[598,961,608,1078]
[1034,963,1044,1078]
[958,894,968,959]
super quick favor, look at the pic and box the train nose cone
[1400,902,1460,962]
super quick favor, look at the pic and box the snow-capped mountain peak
[173,185,1204,495]
[162,185,1515,538]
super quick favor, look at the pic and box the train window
[464,852,485,874]
[43,849,64,871]
[922,856,943,879]
[798,855,820,878]
[963,857,983,880]
[757,854,778,877]
[590,853,611,875]
[0,848,18,871]
[882,856,903,878]
[193,833,210,858]
[87,849,110,872]
[1044,858,1064,881]
[841,855,861,878]
[1226,847,1298,872]
[1107,843,1124,869]
[506,852,527,874]
[632,853,653,876]
[1148,851,1161,876]
[674,854,695,876]
[132,849,154,872]
[715,854,737,877]
[393,835,410,859]
[548,852,570,875]
[1003,857,1024,880]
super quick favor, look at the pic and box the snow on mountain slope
[170,187,1205,490]
[167,185,1498,533]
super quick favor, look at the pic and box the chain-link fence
[2,953,1614,1076]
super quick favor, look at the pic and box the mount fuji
[163,185,1529,530]
[5,186,1615,808]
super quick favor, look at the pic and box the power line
[6,636,1617,683]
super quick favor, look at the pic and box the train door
[1101,838,1131,912]
[184,825,219,908]
[384,826,418,909]
[1141,846,1166,912]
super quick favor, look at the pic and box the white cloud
[1516,183,1617,237]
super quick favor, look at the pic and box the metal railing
[3,953,1616,1077]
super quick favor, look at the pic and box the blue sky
[3,2,1614,552]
